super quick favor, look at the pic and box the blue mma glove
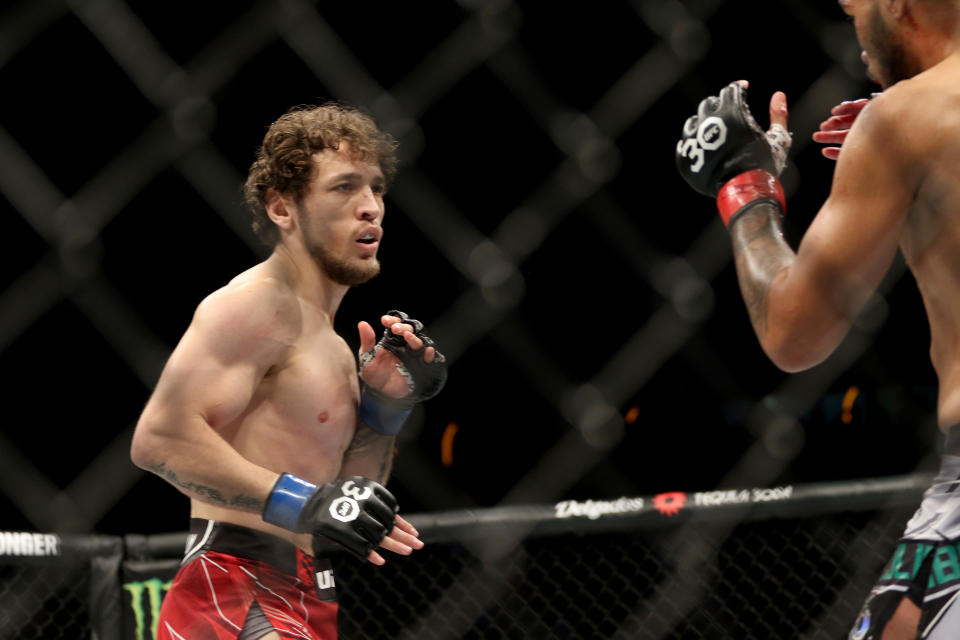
[263,473,398,560]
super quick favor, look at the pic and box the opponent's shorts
[157,519,338,640]
[850,426,960,639]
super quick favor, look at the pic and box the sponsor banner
[554,497,645,520]
[0,531,60,556]
[122,559,179,640]
[552,485,794,521]
[653,492,686,516]
[693,486,793,508]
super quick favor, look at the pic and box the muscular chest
[269,328,360,434]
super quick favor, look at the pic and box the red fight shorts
[158,519,338,639]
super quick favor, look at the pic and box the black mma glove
[358,310,447,435]
[262,473,398,560]
[675,81,791,227]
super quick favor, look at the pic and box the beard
[297,204,380,286]
[867,7,917,87]
[310,243,380,286]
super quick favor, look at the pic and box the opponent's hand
[812,97,872,160]
[676,80,792,198]
[357,311,447,402]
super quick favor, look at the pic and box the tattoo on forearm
[730,205,795,339]
[146,462,264,511]
[377,447,395,484]
[350,423,383,449]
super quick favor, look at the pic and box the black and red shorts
[157,519,338,639]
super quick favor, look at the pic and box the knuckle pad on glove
[355,512,388,545]
[697,96,717,119]
[374,486,399,514]
[365,507,396,533]
[322,530,370,559]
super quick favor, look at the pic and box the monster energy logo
[124,578,173,640]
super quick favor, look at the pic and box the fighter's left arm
[339,311,447,483]
[729,91,918,371]
[337,312,446,553]
[676,83,919,373]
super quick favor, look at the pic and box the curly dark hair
[243,103,398,245]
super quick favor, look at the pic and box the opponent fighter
[130,103,447,639]
[675,0,960,637]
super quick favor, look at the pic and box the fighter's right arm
[130,279,297,512]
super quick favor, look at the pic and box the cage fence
[0,474,929,639]
[0,1,941,639]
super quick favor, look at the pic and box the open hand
[812,98,871,161]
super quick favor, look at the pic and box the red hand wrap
[715,169,786,228]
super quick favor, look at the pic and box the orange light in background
[441,422,459,467]
[625,406,640,425]
[841,386,859,424]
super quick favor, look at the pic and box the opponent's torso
[896,55,960,428]
[192,266,360,551]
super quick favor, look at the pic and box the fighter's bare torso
[888,55,960,428]
[190,259,360,551]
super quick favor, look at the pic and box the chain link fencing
[0,0,943,637]
[0,475,930,639]
[0,563,91,639]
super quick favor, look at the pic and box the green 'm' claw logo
[124,578,173,640]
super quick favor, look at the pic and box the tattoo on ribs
[147,462,264,510]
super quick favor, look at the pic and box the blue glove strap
[262,473,317,532]
[359,389,412,436]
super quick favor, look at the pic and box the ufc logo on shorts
[316,569,335,590]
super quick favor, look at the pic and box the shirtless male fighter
[675,0,960,637]
[130,103,446,639]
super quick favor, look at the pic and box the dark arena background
[0,1,945,639]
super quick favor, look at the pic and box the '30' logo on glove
[675,82,792,198]
[328,480,374,523]
[678,116,728,173]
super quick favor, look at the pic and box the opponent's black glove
[358,310,447,435]
[675,81,791,198]
[263,473,398,560]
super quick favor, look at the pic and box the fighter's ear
[888,0,912,22]
[265,189,296,232]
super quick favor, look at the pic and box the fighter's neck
[267,246,349,318]
[910,26,960,72]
